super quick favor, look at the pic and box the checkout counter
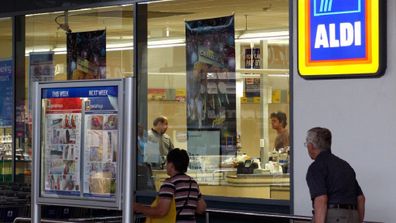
[151,152,290,200]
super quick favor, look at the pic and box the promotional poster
[244,48,261,69]
[44,98,82,196]
[0,59,13,127]
[268,44,289,69]
[185,15,236,156]
[82,87,119,198]
[29,52,55,82]
[41,86,119,199]
[244,78,261,98]
[67,30,106,80]
[29,52,54,111]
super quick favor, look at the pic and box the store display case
[0,127,12,160]
[0,126,12,182]
[32,78,135,210]
[152,154,290,200]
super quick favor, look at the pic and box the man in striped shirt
[134,148,207,223]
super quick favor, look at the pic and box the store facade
[293,1,395,222]
[2,0,396,222]
[1,0,293,220]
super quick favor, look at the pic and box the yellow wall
[240,103,261,157]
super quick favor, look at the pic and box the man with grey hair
[305,127,365,223]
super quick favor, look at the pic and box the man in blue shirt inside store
[147,116,174,168]
[305,127,365,223]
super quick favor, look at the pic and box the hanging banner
[185,15,236,155]
[29,52,54,111]
[67,30,106,80]
[30,52,54,82]
[0,59,13,127]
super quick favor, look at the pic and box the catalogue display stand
[32,78,136,223]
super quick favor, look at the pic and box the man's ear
[307,143,314,153]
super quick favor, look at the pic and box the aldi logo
[298,0,386,78]
[314,0,361,16]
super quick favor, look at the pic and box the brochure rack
[32,78,136,223]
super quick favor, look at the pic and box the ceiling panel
[0,0,289,48]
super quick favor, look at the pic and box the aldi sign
[298,0,386,78]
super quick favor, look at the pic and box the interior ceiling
[0,0,289,47]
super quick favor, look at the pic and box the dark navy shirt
[306,151,363,205]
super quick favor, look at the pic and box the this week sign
[298,0,386,78]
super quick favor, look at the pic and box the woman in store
[134,148,207,223]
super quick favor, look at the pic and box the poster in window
[244,78,260,98]
[252,48,261,69]
[29,52,54,82]
[29,52,54,111]
[67,30,106,80]
[244,48,252,69]
[185,15,237,155]
[0,59,13,127]
[268,44,289,69]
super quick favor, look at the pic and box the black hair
[166,148,189,173]
[270,111,288,128]
[153,116,168,126]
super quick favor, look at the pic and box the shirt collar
[151,128,162,135]
[316,150,331,161]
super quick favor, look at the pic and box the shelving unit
[0,126,12,160]
[0,126,12,182]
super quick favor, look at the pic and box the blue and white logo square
[314,0,361,16]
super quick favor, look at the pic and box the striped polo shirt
[158,173,202,223]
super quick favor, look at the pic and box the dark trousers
[326,208,359,223]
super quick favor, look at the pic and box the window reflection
[140,0,290,200]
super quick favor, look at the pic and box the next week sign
[298,0,386,78]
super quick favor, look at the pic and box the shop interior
[0,0,290,200]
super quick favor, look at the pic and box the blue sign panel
[0,59,13,126]
[42,86,118,99]
[310,0,366,61]
[314,0,361,16]
[86,97,118,113]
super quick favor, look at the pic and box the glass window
[21,5,134,183]
[0,18,14,183]
[138,0,290,201]
[26,6,134,81]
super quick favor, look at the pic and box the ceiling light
[69,8,93,13]
[24,30,289,56]
[148,38,185,48]
[268,74,289,77]
[236,30,289,43]
[26,11,64,17]
[141,0,175,4]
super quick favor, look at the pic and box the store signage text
[43,86,118,99]
[314,22,361,48]
[52,91,69,97]
[89,90,109,96]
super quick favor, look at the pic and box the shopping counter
[151,169,290,200]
